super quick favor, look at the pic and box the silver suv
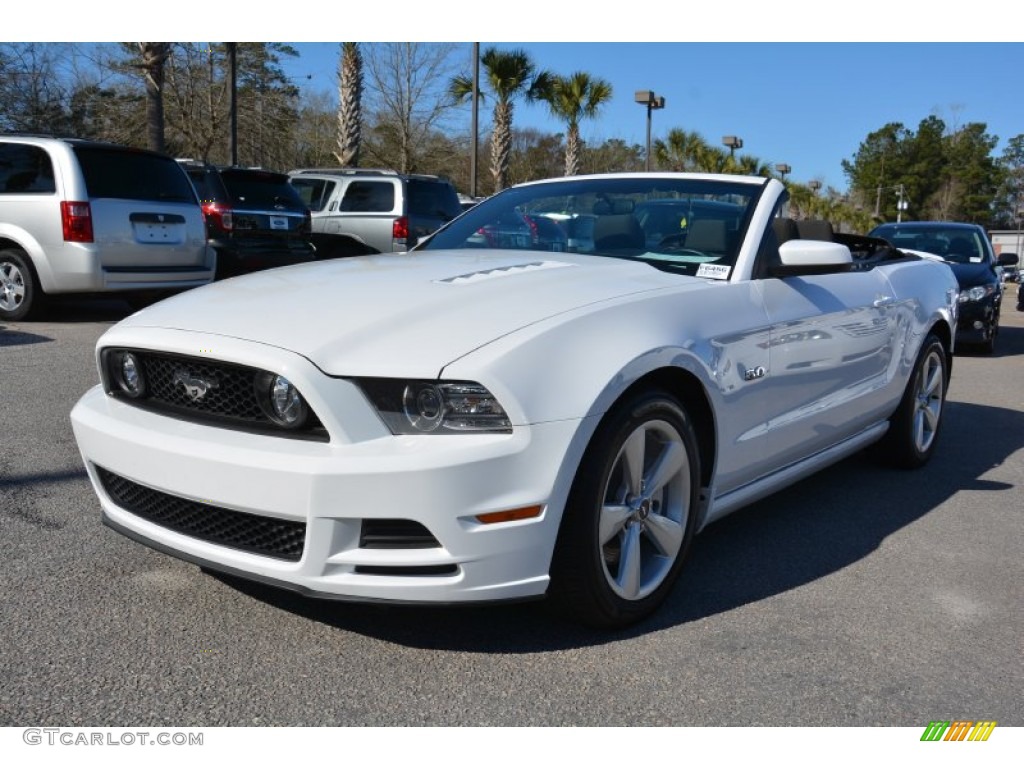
[288,168,461,257]
[0,135,214,320]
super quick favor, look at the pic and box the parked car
[0,135,214,320]
[467,210,568,251]
[71,173,958,629]
[868,221,1018,354]
[288,168,462,256]
[178,161,314,280]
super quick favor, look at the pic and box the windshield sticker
[696,263,731,280]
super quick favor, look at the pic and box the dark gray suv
[288,169,462,257]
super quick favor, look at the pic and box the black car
[179,161,315,279]
[869,221,1018,354]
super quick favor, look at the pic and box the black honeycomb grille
[143,354,266,420]
[97,466,306,562]
[103,349,326,440]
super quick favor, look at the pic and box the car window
[422,176,761,276]
[185,169,217,204]
[218,169,307,211]
[290,177,335,211]
[340,181,395,213]
[0,143,56,194]
[74,146,196,202]
[408,179,461,221]
[871,225,987,264]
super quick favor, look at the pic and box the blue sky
[282,41,1024,193]
[25,2,1023,192]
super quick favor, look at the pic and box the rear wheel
[550,391,700,628]
[876,334,947,469]
[0,248,43,321]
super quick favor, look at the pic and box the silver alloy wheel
[599,418,690,600]
[913,348,945,454]
[0,260,26,313]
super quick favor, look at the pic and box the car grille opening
[104,349,327,441]
[353,565,458,577]
[359,519,441,549]
[96,466,306,562]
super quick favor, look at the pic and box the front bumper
[71,384,582,604]
[955,296,998,343]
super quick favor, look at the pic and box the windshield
[870,224,988,264]
[420,176,764,277]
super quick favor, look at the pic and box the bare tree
[362,42,459,173]
[334,42,363,167]
[0,43,75,133]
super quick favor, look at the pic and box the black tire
[0,248,44,321]
[876,333,948,469]
[550,390,701,628]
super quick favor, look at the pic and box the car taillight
[393,216,409,241]
[61,201,94,243]
[202,202,234,234]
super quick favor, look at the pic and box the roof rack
[289,168,400,177]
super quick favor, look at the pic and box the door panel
[758,270,896,468]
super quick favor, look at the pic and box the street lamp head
[722,135,743,151]
[634,90,665,109]
[808,180,822,192]
[776,163,791,180]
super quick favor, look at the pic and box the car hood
[945,261,996,288]
[903,251,992,288]
[122,251,681,377]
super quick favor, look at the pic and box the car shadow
[210,400,1024,651]
[956,325,1023,358]
[0,325,53,347]
[41,298,136,323]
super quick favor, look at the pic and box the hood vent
[437,260,575,285]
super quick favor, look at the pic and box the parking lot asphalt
[1,295,1022,727]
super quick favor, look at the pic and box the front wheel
[876,333,948,469]
[550,391,701,628]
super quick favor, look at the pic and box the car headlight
[108,350,147,398]
[958,284,996,303]
[356,379,512,434]
[255,372,310,428]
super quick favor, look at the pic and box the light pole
[722,135,743,159]
[776,163,791,183]
[635,90,665,172]
[896,183,907,223]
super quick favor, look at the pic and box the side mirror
[770,240,853,277]
[997,252,1018,267]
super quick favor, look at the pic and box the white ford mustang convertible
[71,173,959,627]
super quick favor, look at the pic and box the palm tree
[335,42,363,167]
[653,128,707,172]
[137,43,172,153]
[733,154,774,178]
[540,71,613,177]
[450,47,549,192]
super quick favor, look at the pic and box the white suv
[0,135,215,320]
[288,168,462,257]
